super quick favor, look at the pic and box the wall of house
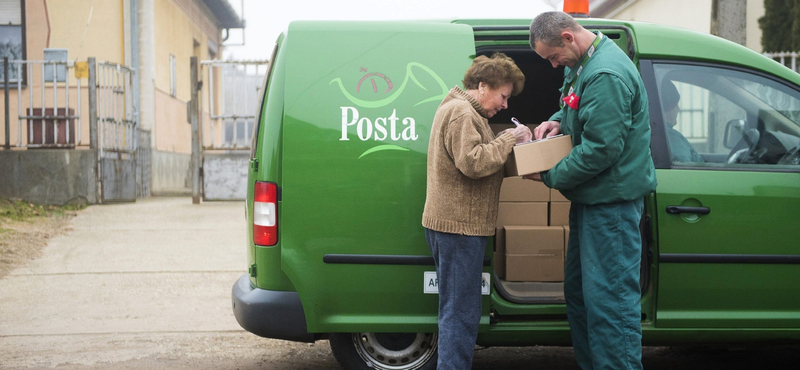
[148,0,222,195]
[603,0,765,52]
[746,0,766,53]
[605,0,712,34]
[2,0,231,201]
[46,0,125,64]
[0,0,110,149]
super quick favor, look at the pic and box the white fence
[764,51,800,74]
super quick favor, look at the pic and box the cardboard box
[504,226,564,254]
[563,225,570,255]
[494,227,505,253]
[496,202,548,228]
[493,251,506,279]
[506,253,565,282]
[499,177,550,202]
[503,226,566,282]
[550,188,569,202]
[549,201,571,226]
[505,135,572,177]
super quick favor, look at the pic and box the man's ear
[561,31,574,44]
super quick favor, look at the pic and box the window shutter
[0,0,22,25]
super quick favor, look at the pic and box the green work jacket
[542,32,657,205]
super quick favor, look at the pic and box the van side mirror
[723,119,746,149]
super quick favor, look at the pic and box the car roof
[452,18,800,85]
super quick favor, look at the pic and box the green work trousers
[565,199,644,370]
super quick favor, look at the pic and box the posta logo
[330,62,449,159]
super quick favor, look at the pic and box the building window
[169,54,176,97]
[0,0,25,84]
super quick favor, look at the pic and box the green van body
[232,17,800,368]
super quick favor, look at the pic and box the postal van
[232,16,800,370]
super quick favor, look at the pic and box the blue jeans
[425,228,486,370]
[565,199,644,370]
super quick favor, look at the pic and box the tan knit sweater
[422,86,516,236]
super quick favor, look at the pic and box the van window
[653,63,800,170]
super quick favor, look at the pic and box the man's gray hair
[529,11,582,50]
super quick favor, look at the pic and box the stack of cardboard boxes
[494,177,570,282]
[489,125,573,283]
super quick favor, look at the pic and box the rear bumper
[231,274,316,342]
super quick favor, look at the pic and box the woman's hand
[534,121,561,140]
[503,125,532,144]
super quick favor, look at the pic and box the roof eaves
[201,0,244,29]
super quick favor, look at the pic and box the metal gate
[2,56,140,204]
[91,60,139,202]
[193,59,268,201]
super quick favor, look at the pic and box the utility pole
[190,57,201,204]
[711,0,747,46]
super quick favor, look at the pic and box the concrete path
[1,197,245,335]
[2,197,798,370]
[0,197,337,369]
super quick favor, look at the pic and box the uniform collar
[564,31,606,83]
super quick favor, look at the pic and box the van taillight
[253,181,278,246]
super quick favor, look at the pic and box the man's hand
[522,173,543,182]
[534,121,561,140]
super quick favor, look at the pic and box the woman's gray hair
[529,11,581,49]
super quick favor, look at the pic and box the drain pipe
[138,0,155,149]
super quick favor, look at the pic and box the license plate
[424,271,490,295]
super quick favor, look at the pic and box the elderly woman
[422,52,529,369]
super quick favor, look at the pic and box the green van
[231,17,800,370]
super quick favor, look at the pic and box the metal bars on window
[199,60,268,150]
[13,59,82,148]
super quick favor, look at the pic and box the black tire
[329,332,438,370]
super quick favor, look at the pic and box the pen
[511,117,522,127]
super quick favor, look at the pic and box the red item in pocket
[563,93,580,109]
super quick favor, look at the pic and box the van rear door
[279,21,478,334]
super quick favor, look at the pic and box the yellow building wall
[0,0,119,148]
[46,0,124,64]
[153,0,220,154]
[2,0,224,153]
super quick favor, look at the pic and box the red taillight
[253,181,278,246]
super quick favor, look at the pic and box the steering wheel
[778,145,800,165]
[727,128,760,164]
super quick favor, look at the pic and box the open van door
[279,21,479,339]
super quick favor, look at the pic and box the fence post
[88,57,102,203]
[4,57,9,150]
[190,56,201,204]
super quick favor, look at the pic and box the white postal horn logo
[330,63,449,159]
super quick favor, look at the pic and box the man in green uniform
[526,11,657,370]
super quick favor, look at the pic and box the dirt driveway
[1,197,797,369]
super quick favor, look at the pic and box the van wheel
[329,332,438,370]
